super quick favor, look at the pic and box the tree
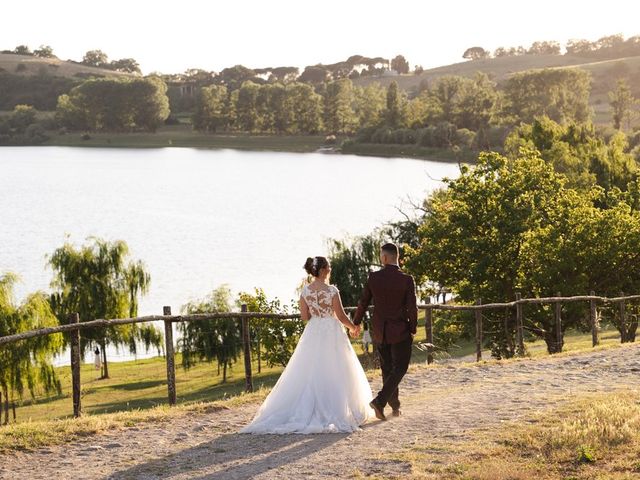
[193,84,229,132]
[327,234,384,307]
[353,84,386,129]
[505,116,637,191]
[0,273,63,423]
[48,238,162,379]
[238,289,302,368]
[217,65,257,91]
[501,68,592,125]
[566,39,595,56]
[235,81,261,132]
[109,58,141,74]
[391,55,410,74]
[82,50,108,68]
[452,73,497,130]
[384,81,407,128]
[178,285,240,382]
[414,65,424,75]
[56,77,170,132]
[324,79,357,134]
[33,45,55,58]
[288,82,323,134]
[609,79,636,130]
[406,150,589,355]
[8,105,37,133]
[462,47,489,60]
[13,45,31,55]
[527,41,561,55]
[298,65,329,84]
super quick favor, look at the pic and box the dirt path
[2,344,639,480]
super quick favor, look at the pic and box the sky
[2,0,639,75]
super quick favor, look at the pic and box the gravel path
[2,343,638,480]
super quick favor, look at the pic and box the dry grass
[0,53,130,78]
[384,390,640,480]
[0,387,269,453]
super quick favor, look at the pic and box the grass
[380,390,640,480]
[340,142,477,163]
[44,125,328,151]
[0,53,130,78]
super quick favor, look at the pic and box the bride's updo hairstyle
[304,256,329,277]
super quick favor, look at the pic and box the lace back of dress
[302,285,336,318]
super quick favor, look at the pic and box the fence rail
[0,292,637,421]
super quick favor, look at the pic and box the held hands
[349,323,362,338]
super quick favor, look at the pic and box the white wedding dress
[240,284,374,434]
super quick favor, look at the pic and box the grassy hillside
[356,54,640,127]
[0,53,132,78]
[355,53,640,91]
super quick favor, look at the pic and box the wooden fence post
[515,292,525,356]
[241,304,253,393]
[619,294,627,343]
[163,306,177,406]
[475,299,482,362]
[554,292,563,353]
[70,312,82,418]
[257,327,262,374]
[425,298,433,365]
[590,291,599,347]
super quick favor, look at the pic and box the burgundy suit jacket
[353,264,418,344]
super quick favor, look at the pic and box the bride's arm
[332,290,357,333]
[299,296,311,322]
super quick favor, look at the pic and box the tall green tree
[0,273,63,423]
[193,84,229,133]
[502,68,592,124]
[609,79,636,130]
[178,285,240,382]
[48,238,161,379]
[384,81,407,128]
[353,84,386,129]
[323,79,357,134]
[235,81,261,132]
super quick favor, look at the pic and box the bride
[240,256,374,434]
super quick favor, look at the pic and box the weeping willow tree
[0,272,63,423]
[178,285,241,382]
[47,237,162,379]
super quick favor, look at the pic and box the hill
[0,53,132,79]
[355,53,640,91]
[355,53,640,126]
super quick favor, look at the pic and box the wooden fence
[0,292,638,419]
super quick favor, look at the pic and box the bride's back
[301,284,338,318]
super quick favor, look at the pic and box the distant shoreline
[21,128,475,163]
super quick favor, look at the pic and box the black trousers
[374,335,412,410]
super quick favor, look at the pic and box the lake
[1,146,459,361]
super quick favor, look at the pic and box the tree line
[463,33,640,60]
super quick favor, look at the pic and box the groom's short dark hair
[381,243,399,257]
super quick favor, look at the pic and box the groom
[353,242,418,420]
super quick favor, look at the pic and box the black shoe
[391,409,401,417]
[369,400,386,421]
